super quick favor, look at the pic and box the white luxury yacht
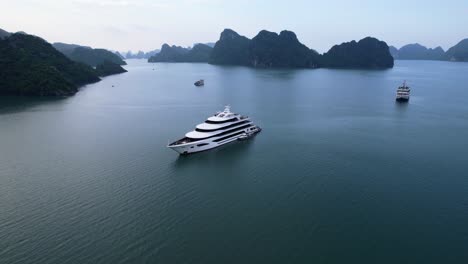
[167,106,261,155]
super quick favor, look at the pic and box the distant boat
[396,81,410,102]
[194,79,204,86]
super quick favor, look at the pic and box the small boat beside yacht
[194,79,204,86]
[167,106,261,155]
[238,126,262,140]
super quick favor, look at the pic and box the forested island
[0,29,127,96]
[0,33,99,96]
[321,37,393,68]
[444,39,468,61]
[53,42,126,67]
[149,29,468,66]
[3,26,467,97]
[0,28,10,39]
[149,29,394,69]
[95,60,128,76]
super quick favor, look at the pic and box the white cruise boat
[396,81,410,102]
[168,106,261,155]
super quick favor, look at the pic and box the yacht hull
[396,97,409,102]
[168,133,245,155]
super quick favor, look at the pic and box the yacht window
[205,117,238,124]
[213,131,246,142]
[211,125,252,142]
[196,120,250,132]
[183,124,253,143]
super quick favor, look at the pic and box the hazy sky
[2,0,468,53]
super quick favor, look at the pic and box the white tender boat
[167,106,261,155]
[238,126,262,140]
[194,79,204,86]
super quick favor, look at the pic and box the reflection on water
[394,101,409,109]
[393,101,410,120]
[254,68,303,81]
[0,96,69,114]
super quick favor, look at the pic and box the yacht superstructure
[167,106,261,154]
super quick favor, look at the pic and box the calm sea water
[1,59,468,263]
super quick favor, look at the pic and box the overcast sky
[2,0,468,53]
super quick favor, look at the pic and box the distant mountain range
[2,25,467,97]
[149,29,394,69]
[390,39,468,62]
[389,44,445,60]
[121,50,160,59]
[122,44,214,60]
[0,28,127,96]
[148,43,213,63]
